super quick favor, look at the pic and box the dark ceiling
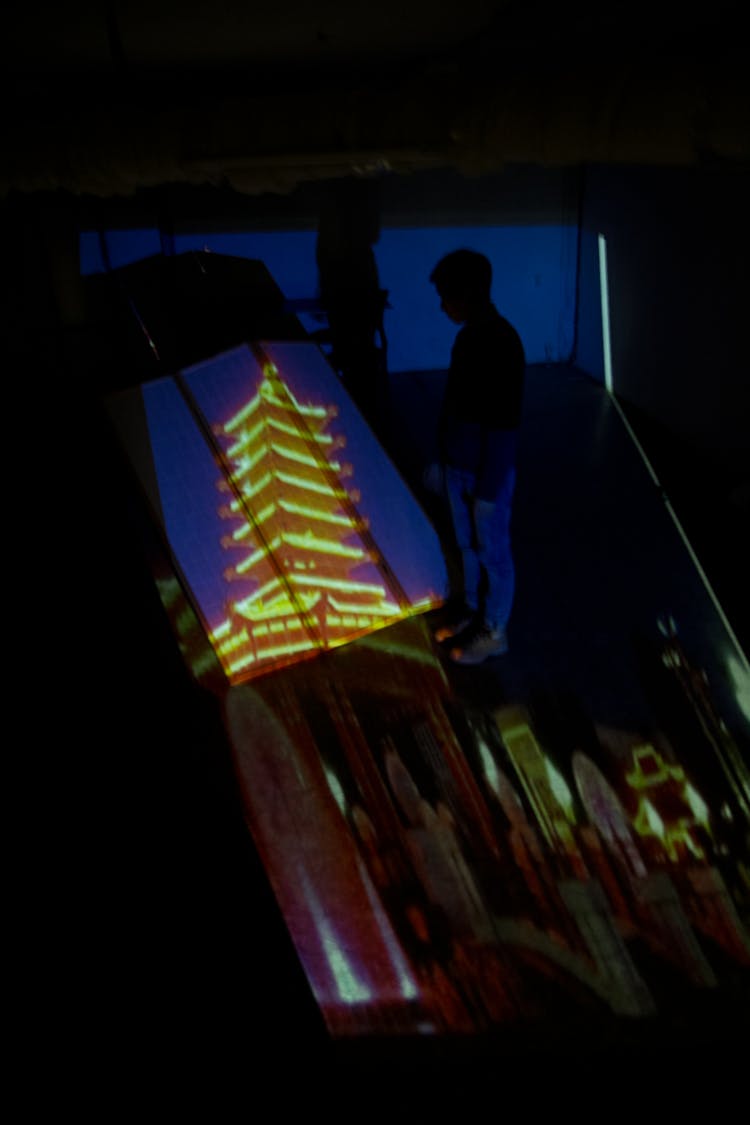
[4,1,749,201]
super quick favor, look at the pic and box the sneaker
[449,623,508,664]
[432,599,477,644]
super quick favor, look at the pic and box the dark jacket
[438,302,525,501]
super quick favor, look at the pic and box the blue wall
[80,224,578,372]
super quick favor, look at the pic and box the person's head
[430,248,492,323]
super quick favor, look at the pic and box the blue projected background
[80,225,578,371]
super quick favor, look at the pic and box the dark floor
[388,364,748,729]
[64,357,749,1092]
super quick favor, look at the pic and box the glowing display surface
[625,744,712,862]
[220,624,750,1039]
[101,306,750,1043]
[109,361,750,1038]
[109,341,447,684]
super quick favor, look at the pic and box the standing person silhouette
[428,249,525,664]
[315,179,389,441]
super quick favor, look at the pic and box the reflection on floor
[103,361,750,1076]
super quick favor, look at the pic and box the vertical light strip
[598,233,749,673]
[598,233,614,394]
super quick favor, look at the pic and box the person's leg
[433,466,481,642]
[474,467,516,632]
[443,466,481,612]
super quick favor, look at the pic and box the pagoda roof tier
[326,596,404,618]
[225,414,335,460]
[228,469,356,507]
[234,532,368,576]
[234,573,394,616]
[222,499,368,546]
[216,612,417,675]
[253,439,344,471]
[235,588,399,614]
[222,378,334,436]
[226,444,345,489]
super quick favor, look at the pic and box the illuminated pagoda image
[624,742,713,864]
[210,358,423,683]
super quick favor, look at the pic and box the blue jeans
[444,465,516,631]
